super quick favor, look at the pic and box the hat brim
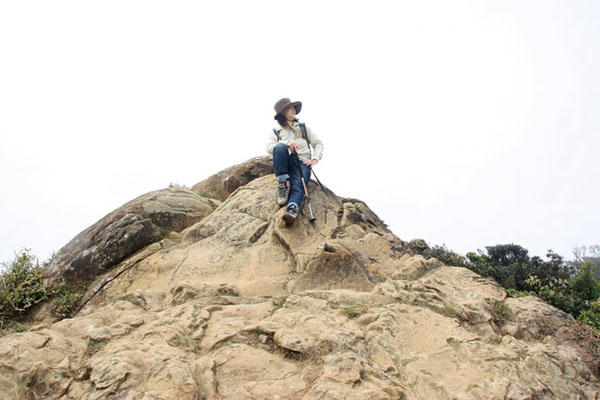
[274,101,302,119]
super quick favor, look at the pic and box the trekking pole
[292,152,316,222]
[311,169,324,190]
[297,122,324,190]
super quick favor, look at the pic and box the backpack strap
[299,123,313,159]
[272,128,281,141]
[299,123,310,146]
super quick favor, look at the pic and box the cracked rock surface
[1,158,599,399]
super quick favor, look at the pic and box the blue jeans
[272,143,312,209]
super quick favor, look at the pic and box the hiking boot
[282,203,299,225]
[277,180,290,206]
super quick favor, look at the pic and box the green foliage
[429,244,467,268]
[578,301,600,331]
[579,311,600,330]
[465,244,571,292]
[525,275,587,317]
[51,286,87,319]
[493,301,511,320]
[571,261,600,301]
[168,334,201,353]
[0,249,91,335]
[466,244,531,290]
[507,288,534,298]
[435,306,457,318]
[0,249,51,328]
[524,261,600,321]
[0,321,28,337]
[156,229,171,241]
[85,338,107,357]
[341,303,366,319]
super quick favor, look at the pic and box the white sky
[1,0,598,264]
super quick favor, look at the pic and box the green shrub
[51,286,87,319]
[465,245,571,292]
[507,288,534,298]
[523,262,600,321]
[526,275,587,317]
[578,301,600,330]
[571,261,600,301]
[579,309,600,331]
[0,321,28,337]
[429,244,467,268]
[466,244,532,291]
[493,301,511,320]
[341,303,367,319]
[0,249,51,327]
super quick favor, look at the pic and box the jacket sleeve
[307,125,324,161]
[266,130,288,155]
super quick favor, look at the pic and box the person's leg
[272,143,290,182]
[287,160,312,210]
[273,143,292,206]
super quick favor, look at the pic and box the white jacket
[265,121,324,162]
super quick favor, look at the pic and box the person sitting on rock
[266,98,324,224]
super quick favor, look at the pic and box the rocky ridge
[0,157,598,399]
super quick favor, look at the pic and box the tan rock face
[1,157,598,399]
[46,187,219,285]
[191,155,273,201]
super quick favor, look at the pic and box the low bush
[507,288,534,298]
[0,249,51,328]
[1,249,89,336]
[51,286,87,319]
[578,300,600,331]
[429,244,468,268]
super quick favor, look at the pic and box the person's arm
[307,125,324,161]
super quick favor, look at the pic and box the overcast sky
[1,0,598,265]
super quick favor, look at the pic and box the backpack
[273,123,313,158]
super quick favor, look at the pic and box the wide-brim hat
[273,98,302,119]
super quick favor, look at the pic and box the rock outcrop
[191,156,272,201]
[46,188,219,285]
[1,158,598,399]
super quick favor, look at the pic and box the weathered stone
[1,158,598,399]
[47,187,217,285]
[191,155,273,201]
[288,243,377,293]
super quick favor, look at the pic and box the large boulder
[191,155,273,201]
[84,174,393,303]
[46,187,219,285]
[2,157,598,399]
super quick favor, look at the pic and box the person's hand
[287,141,299,152]
[303,159,318,168]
